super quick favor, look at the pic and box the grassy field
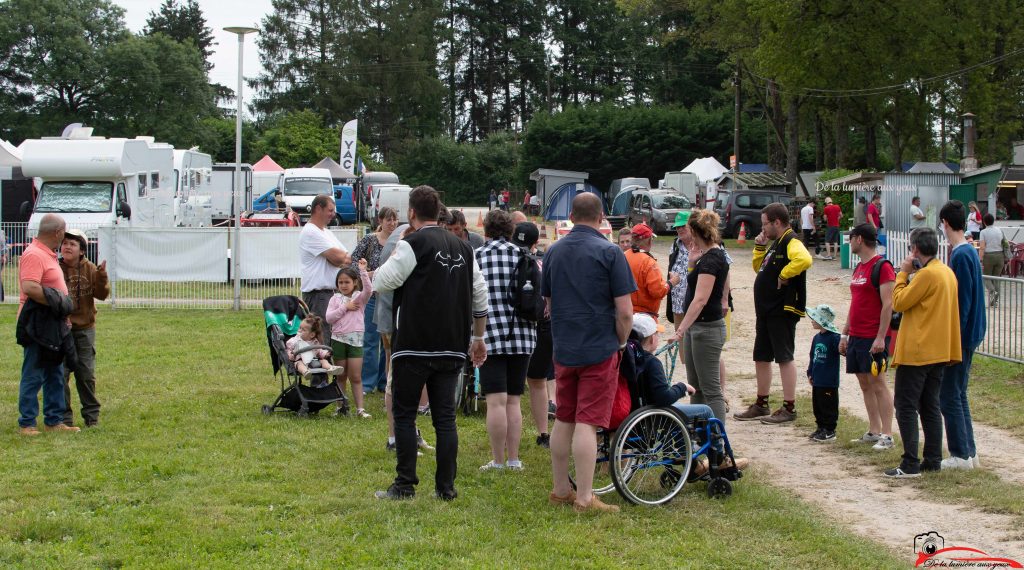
[0,307,910,568]
[969,356,1024,439]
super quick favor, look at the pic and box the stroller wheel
[707,477,732,499]
[297,407,310,418]
[261,405,273,416]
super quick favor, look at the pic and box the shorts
[554,352,620,427]
[332,339,363,360]
[527,325,555,380]
[825,226,840,244]
[753,314,798,363]
[479,354,530,396]
[846,335,890,375]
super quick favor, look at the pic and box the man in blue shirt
[542,193,636,513]
[938,200,986,470]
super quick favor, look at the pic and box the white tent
[681,157,728,183]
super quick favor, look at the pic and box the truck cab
[278,167,335,224]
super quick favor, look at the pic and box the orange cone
[476,211,484,228]
[738,222,747,244]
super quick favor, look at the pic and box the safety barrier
[978,276,1024,364]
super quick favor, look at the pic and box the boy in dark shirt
[806,304,842,442]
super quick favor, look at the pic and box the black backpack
[869,257,902,331]
[510,247,544,322]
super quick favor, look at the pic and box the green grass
[968,356,1024,439]
[0,307,909,568]
[793,393,1024,525]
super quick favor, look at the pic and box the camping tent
[611,185,645,216]
[543,182,605,221]
[312,157,356,180]
[252,155,284,172]
[681,157,728,183]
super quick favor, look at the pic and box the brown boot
[19,426,41,436]
[548,490,577,506]
[733,403,771,421]
[44,424,81,433]
[573,495,620,513]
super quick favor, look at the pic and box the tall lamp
[225,26,258,311]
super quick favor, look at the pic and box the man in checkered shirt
[475,210,537,472]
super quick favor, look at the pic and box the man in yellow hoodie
[884,227,961,479]
[59,229,109,428]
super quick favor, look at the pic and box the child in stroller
[286,315,343,387]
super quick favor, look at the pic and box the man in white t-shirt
[910,196,927,229]
[800,199,820,257]
[299,195,351,340]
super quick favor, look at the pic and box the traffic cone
[738,222,747,245]
[476,211,484,228]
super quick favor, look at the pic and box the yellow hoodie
[891,258,961,367]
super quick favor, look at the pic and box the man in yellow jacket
[884,227,961,479]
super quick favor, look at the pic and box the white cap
[631,314,665,339]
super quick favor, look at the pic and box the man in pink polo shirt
[17,213,79,435]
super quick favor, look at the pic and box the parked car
[715,190,793,238]
[369,183,413,223]
[627,189,692,233]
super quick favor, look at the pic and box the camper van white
[21,136,177,233]
[173,149,213,227]
[209,163,253,224]
[279,167,334,224]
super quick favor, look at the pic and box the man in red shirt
[18,213,80,435]
[822,197,842,261]
[839,223,895,450]
[867,194,882,229]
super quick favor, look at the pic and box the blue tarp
[543,182,605,221]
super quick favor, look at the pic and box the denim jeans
[389,356,461,497]
[360,295,387,393]
[894,363,944,472]
[19,342,67,428]
[940,346,977,460]
[672,402,723,453]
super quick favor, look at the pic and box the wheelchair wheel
[611,406,693,506]
[569,431,617,496]
[453,370,466,411]
[707,477,732,499]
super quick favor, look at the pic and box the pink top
[325,269,373,338]
[18,238,68,315]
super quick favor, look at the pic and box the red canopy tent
[252,155,284,172]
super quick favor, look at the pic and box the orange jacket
[625,248,668,315]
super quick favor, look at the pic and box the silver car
[627,189,692,233]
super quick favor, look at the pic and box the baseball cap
[63,228,88,249]
[672,211,691,228]
[631,223,654,240]
[631,313,665,339]
[824,197,833,204]
[512,222,539,248]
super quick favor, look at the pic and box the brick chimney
[961,112,978,173]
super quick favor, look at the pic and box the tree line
[2,0,1022,206]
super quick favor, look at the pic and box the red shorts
[554,352,620,427]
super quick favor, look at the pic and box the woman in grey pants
[670,209,730,420]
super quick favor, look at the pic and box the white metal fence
[979,276,1024,364]
[1,222,363,309]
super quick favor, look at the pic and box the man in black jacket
[372,186,489,501]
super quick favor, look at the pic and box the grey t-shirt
[373,224,410,334]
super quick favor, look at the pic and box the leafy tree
[143,0,215,71]
[250,110,338,168]
[391,131,520,204]
[195,117,257,163]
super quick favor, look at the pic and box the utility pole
[733,61,741,171]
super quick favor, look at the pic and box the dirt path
[635,237,1024,562]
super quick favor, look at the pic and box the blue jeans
[360,295,387,393]
[940,346,977,460]
[673,403,723,452]
[19,343,67,428]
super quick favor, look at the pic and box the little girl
[286,315,343,386]
[326,258,373,418]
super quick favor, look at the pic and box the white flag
[340,119,358,173]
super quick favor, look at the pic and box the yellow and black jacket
[752,228,812,317]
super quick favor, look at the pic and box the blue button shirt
[541,224,637,367]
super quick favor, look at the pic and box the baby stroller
[261,295,349,417]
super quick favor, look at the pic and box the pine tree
[144,0,215,71]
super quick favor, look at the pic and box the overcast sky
[112,0,273,106]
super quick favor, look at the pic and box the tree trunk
[835,100,849,168]
[785,97,800,187]
[814,111,824,171]
[769,80,785,171]
[865,122,878,170]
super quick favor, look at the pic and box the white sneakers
[871,434,895,450]
[941,456,974,470]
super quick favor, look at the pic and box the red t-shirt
[848,255,894,338]
[823,204,841,227]
[867,203,881,227]
[18,238,69,314]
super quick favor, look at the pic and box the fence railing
[978,276,1024,364]
[1,222,363,309]
[847,229,951,267]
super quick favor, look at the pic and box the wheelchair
[570,341,742,505]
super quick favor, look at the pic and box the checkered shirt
[475,237,537,355]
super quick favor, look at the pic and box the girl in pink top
[326,258,373,417]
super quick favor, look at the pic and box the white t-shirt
[979,226,1004,253]
[299,223,347,292]
[910,205,927,228]
[800,204,815,230]
[967,211,982,234]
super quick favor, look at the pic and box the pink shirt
[18,238,68,314]
[325,269,373,339]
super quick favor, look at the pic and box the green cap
[672,210,691,228]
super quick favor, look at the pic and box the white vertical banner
[340,119,358,173]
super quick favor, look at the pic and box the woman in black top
[670,209,730,420]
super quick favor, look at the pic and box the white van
[22,130,177,233]
[370,184,413,223]
[209,163,253,224]
[278,167,334,224]
[173,149,213,227]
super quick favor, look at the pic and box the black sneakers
[536,433,550,448]
[810,429,836,443]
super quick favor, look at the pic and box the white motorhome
[278,167,334,224]
[22,132,178,233]
[209,163,253,224]
[173,149,213,227]
[369,184,413,223]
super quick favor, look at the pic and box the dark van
[715,190,793,238]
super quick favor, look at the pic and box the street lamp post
[225,26,258,311]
